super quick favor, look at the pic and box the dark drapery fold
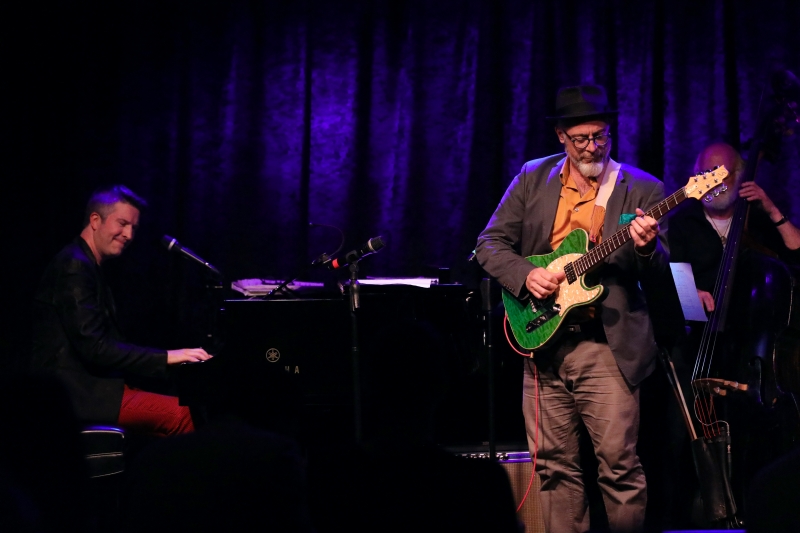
[4,0,800,354]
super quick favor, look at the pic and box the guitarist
[475,84,671,533]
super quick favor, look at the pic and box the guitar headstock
[683,165,730,202]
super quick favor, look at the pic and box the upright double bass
[667,70,800,528]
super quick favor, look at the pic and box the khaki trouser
[523,336,646,533]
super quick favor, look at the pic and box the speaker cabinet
[453,449,545,533]
[500,451,544,533]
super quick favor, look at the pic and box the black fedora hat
[546,84,618,121]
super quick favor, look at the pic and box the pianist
[31,185,212,436]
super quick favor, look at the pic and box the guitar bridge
[525,302,560,332]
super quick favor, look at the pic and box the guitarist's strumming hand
[630,207,660,255]
[526,267,566,300]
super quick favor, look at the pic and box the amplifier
[451,448,545,533]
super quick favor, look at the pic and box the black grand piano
[172,280,516,447]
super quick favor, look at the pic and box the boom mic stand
[267,221,345,298]
[264,266,311,299]
[348,259,364,443]
[342,237,386,443]
[263,252,336,299]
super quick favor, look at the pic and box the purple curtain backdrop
[4,0,800,361]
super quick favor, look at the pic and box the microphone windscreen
[369,236,386,252]
[162,235,178,251]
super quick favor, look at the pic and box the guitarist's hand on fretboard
[630,207,660,255]
[526,267,566,300]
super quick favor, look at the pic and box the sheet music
[669,263,708,322]
[231,278,325,297]
[359,277,437,288]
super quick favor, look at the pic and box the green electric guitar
[502,165,730,352]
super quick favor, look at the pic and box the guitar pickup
[563,263,577,284]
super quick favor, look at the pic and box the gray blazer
[476,154,671,386]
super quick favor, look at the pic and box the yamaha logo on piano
[265,348,300,374]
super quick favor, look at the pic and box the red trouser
[118,384,194,437]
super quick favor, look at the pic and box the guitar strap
[588,159,621,243]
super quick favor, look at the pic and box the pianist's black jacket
[31,237,168,424]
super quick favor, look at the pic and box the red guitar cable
[516,361,538,513]
[504,314,539,514]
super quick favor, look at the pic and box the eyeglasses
[563,131,612,150]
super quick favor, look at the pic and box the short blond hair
[83,185,147,227]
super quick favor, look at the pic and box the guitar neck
[571,187,689,276]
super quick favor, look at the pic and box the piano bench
[80,425,125,478]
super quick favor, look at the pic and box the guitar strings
[571,186,687,277]
[692,193,748,439]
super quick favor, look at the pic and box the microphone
[324,236,386,269]
[162,235,221,276]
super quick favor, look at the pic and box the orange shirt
[550,159,606,323]
[550,159,606,249]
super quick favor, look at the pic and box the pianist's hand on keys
[167,348,213,365]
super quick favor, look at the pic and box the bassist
[661,142,800,529]
[670,142,800,315]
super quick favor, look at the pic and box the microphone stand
[204,270,226,353]
[181,267,225,430]
[265,276,300,298]
[348,260,363,443]
[481,278,496,460]
[264,254,330,299]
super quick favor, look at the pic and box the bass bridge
[692,377,748,397]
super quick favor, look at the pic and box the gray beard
[569,151,606,178]
[710,193,737,213]
[575,160,605,178]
